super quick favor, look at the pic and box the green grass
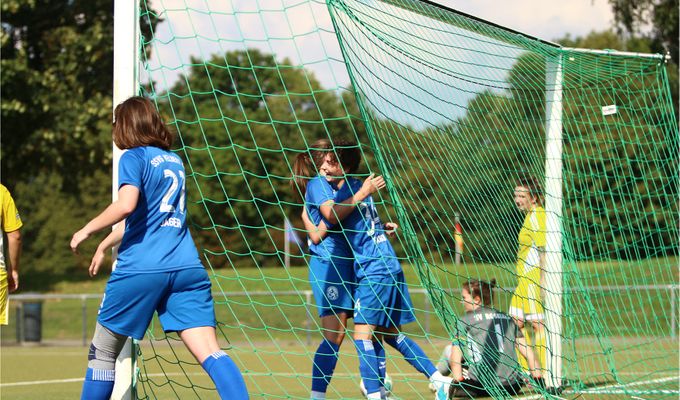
[1,257,678,398]
[2,337,678,399]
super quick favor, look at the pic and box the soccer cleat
[435,384,448,400]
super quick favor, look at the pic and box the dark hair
[331,139,361,175]
[463,278,497,307]
[113,96,173,150]
[290,138,362,198]
[517,174,543,203]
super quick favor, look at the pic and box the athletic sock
[373,339,387,398]
[201,351,249,399]
[80,368,115,400]
[385,334,437,377]
[355,339,381,396]
[429,370,453,392]
[310,390,326,399]
[311,339,340,393]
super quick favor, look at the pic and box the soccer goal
[112,0,679,398]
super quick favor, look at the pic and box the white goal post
[111,0,140,399]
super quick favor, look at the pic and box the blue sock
[311,339,341,393]
[373,339,386,385]
[355,339,381,396]
[202,351,249,400]
[80,368,115,400]
[385,334,437,377]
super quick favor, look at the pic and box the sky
[144,0,616,91]
[440,0,614,43]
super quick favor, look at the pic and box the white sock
[310,390,326,399]
[429,370,453,390]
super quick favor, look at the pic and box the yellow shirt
[0,184,23,268]
[515,206,545,287]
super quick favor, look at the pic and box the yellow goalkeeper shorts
[509,282,544,321]
[0,268,8,325]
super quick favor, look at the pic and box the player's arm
[301,207,328,244]
[515,336,541,379]
[449,342,465,382]
[70,185,139,252]
[6,228,22,292]
[319,174,385,225]
[89,222,125,277]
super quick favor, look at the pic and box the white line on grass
[0,372,425,388]
[507,375,679,400]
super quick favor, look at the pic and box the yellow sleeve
[1,185,23,232]
[532,207,546,248]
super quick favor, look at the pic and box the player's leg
[161,268,248,399]
[527,283,546,372]
[180,326,248,399]
[354,323,381,399]
[354,277,384,399]
[509,290,530,371]
[380,272,451,392]
[82,272,166,400]
[312,312,350,398]
[309,256,354,398]
[80,322,127,400]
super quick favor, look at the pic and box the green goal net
[129,0,679,398]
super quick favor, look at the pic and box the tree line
[1,0,677,290]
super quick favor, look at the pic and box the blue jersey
[305,176,353,261]
[335,178,402,279]
[115,146,202,273]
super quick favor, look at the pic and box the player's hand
[89,248,105,277]
[70,229,90,253]
[384,222,398,237]
[7,269,19,293]
[360,174,386,196]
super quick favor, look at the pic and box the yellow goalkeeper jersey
[515,206,545,286]
[0,184,23,269]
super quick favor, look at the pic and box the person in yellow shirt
[509,176,546,374]
[0,184,23,325]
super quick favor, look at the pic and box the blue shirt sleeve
[306,178,337,229]
[118,149,144,189]
[306,178,334,206]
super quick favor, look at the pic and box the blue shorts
[309,255,356,318]
[98,267,216,340]
[354,272,416,328]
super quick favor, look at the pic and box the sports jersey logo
[326,286,339,301]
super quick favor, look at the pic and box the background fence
[3,285,677,347]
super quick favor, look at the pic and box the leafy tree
[157,49,366,266]
[608,0,678,63]
[1,1,159,288]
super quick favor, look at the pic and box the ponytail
[291,152,315,199]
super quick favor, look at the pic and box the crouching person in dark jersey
[447,279,542,399]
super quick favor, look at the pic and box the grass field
[1,337,677,399]
[1,259,678,399]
